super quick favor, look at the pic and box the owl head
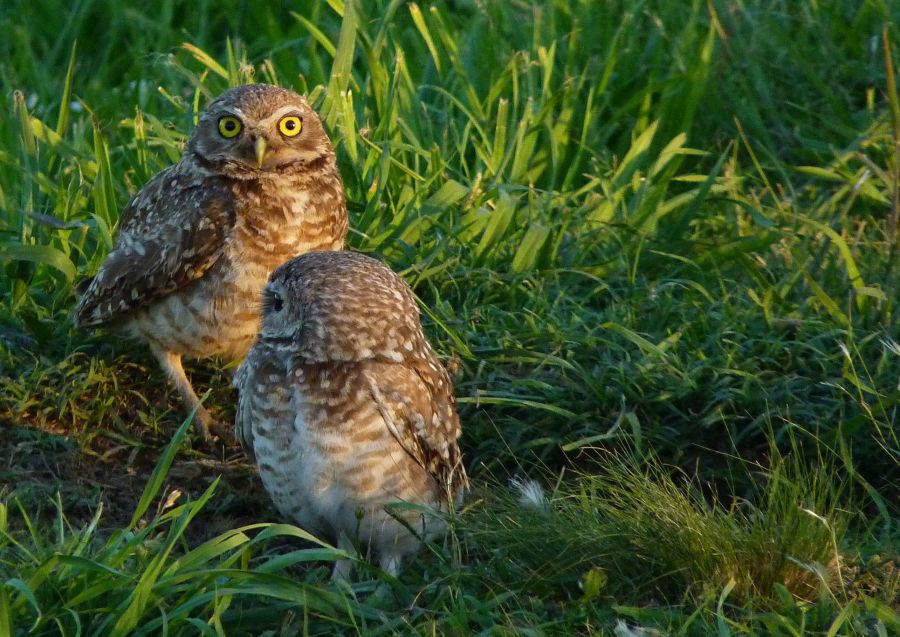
[187,83,334,176]
[258,251,432,364]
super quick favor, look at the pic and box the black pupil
[224,120,235,130]
[272,294,283,311]
[285,120,296,130]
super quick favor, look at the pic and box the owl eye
[218,116,242,138]
[262,286,285,314]
[278,115,302,137]
[265,290,284,313]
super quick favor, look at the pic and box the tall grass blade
[55,41,78,137]
[126,413,193,530]
[510,222,550,273]
[800,216,866,311]
[473,194,516,265]
[716,578,736,637]
[181,43,229,82]
[0,243,75,282]
[291,12,337,58]
[323,0,359,128]
[408,4,441,74]
[882,26,900,242]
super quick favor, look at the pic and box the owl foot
[191,406,216,440]
[151,346,230,444]
[189,407,234,447]
[331,534,357,583]
[330,558,353,583]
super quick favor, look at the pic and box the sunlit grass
[0,418,382,636]
[0,0,898,634]
[473,437,850,601]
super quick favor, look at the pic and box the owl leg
[378,553,401,578]
[150,345,214,440]
[331,534,356,582]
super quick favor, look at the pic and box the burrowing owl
[234,251,466,575]
[74,84,347,439]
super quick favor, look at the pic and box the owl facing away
[234,251,467,576]
[74,84,347,439]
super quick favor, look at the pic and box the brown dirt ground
[0,421,274,537]
[0,348,277,540]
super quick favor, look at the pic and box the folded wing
[75,167,235,327]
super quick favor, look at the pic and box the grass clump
[474,446,847,605]
[466,439,896,635]
[0,418,380,637]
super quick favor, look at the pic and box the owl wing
[74,166,235,326]
[233,343,299,464]
[365,358,467,495]
[233,347,262,463]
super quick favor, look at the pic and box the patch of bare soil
[0,421,275,541]
[1,339,279,540]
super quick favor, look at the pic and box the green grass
[1,0,899,634]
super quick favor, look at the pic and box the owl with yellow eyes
[74,84,348,439]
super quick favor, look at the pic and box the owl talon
[190,408,213,441]
[190,408,233,446]
[206,419,234,444]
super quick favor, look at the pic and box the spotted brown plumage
[74,84,348,439]
[234,251,466,576]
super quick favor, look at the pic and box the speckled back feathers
[235,251,466,572]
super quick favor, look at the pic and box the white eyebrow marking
[259,105,304,128]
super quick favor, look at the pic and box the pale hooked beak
[254,137,267,168]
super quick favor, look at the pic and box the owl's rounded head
[187,83,334,177]
[259,251,431,363]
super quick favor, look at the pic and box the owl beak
[253,137,267,168]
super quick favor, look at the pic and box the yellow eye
[218,116,242,138]
[278,115,302,137]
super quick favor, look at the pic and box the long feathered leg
[150,344,214,440]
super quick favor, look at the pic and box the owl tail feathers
[74,276,94,300]
[451,460,469,498]
[71,276,101,328]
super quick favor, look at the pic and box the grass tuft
[471,439,848,604]
[0,415,377,636]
